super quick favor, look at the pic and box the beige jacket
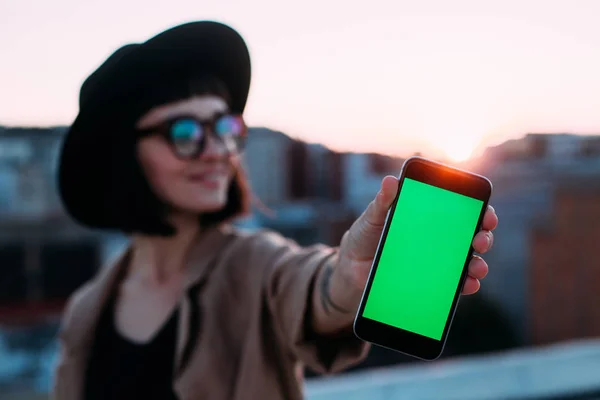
[52,225,369,400]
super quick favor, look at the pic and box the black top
[84,296,180,400]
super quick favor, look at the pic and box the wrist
[325,252,363,315]
[312,250,364,335]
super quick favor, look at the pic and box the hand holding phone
[353,156,493,360]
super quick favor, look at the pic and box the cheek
[137,139,186,196]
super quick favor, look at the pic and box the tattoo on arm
[319,262,352,315]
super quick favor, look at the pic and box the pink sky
[1,0,599,160]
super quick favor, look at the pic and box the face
[136,95,237,215]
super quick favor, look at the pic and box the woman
[53,21,498,400]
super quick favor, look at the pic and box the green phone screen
[362,178,484,341]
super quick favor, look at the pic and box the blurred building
[342,152,404,216]
[242,127,293,205]
[0,126,63,216]
[472,133,600,345]
[0,127,110,326]
[242,127,346,245]
[243,127,405,246]
[529,177,600,345]
[481,133,594,163]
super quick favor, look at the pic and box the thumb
[362,175,399,229]
[342,176,399,261]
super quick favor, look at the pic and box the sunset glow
[1,1,600,159]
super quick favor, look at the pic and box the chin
[179,197,228,214]
[198,202,227,213]
[168,185,230,215]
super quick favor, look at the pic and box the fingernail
[486,232,493,246]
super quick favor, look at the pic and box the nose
[201,134,231,159]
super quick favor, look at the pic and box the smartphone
[353,156,492,361]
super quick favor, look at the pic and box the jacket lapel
[173,225,234,375]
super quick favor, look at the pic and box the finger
[461,277,480,295]
[473,230,493,254]
[467,255,488,280]
[362,176,398,228]
[378,175,399,209]
[482,205,498,231]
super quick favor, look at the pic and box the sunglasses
[139,113,247,159]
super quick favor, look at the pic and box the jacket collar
[61,224,235,364]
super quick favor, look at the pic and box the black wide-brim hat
[57,21,251,229]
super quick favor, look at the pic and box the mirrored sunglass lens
[170,119,202,156]
[215,115,244,137]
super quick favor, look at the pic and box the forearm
[311,252,363,335]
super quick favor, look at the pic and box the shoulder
[57,279,97,345]
[221,224,331,271]
[223,225,302,257]
[213,226,296,276]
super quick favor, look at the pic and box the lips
[188,171,227,179]
[186,171,228,188]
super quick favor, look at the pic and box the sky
[1,0,600,161]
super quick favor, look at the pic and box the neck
[129,214,201,284]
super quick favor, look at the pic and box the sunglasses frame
[138,112,248,159]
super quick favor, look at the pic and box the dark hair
[104,73,251,237]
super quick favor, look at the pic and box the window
[0,244,27,303]
[327,151,344,201]
[0,139,32,164]
[287,141,311,200]
[0,167,17,214]
[40,242,100,299]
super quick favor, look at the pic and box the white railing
[305,339,600,400]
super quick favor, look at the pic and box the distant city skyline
[2,0,600,161]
